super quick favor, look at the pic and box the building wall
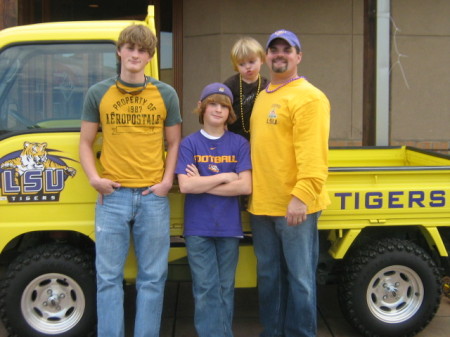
[0,0,18,28]
[389,0,450,152]
[182,0,449,152]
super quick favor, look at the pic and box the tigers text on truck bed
[1,11,450,337]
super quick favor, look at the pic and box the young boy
[79,24,181,337]
[175,83,252,337]
[224,37,269,140]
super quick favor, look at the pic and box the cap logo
[199,82,233,103]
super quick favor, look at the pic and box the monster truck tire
[338,238,442,337]
[0,244,96,337]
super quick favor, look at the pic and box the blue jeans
[95,187,170,337]
[250,212,320,337]
[185,236,240,337]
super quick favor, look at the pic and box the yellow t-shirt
[82,76,181,187]
[248,77,330,216]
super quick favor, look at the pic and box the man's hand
[90,177,120,195]
[286,196,308,226]
[142,180,172,197]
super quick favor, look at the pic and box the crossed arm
[177,164,251,197]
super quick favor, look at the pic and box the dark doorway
[19,0,151,23]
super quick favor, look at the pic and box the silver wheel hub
[20,273,85,334]
[366,265,424,323]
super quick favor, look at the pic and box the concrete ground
[1,279,448,337]
[156,282,449,337]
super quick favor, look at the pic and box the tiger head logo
[208,164,220,173]
[0,141,77,202]
[1,141,76,180]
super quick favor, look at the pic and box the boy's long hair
[195,94,237,125]
[117,24,157,58]
[230,37,265,72]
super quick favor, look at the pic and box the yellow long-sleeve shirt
[248,77,331,216]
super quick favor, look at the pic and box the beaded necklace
[265,76,303,93]
[239,74,261,133]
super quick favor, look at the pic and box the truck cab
[0,8,165,337]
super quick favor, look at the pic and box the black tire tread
[338,238,442,337]
[0,244,95,337]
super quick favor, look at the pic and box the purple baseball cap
[199,82,233,103]
[266,29,301,50]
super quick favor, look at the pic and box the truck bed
[329,146,450,169]
[322,146,450,259]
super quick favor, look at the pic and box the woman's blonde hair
[230,37,265,72]
[194,94,237,125]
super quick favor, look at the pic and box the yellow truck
[0,7,449,337]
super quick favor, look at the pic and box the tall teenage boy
[79,24,181,337]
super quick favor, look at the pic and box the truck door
[0,43,117,206]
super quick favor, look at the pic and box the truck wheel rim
[366,265,424,323]
[20,273,85,334]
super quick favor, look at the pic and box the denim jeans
[185,236,240,337]
[250,212,320,337]
[95,187,170,337]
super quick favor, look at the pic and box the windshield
[0,43,117,135]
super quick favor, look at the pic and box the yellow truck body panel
[323,147,450,259]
